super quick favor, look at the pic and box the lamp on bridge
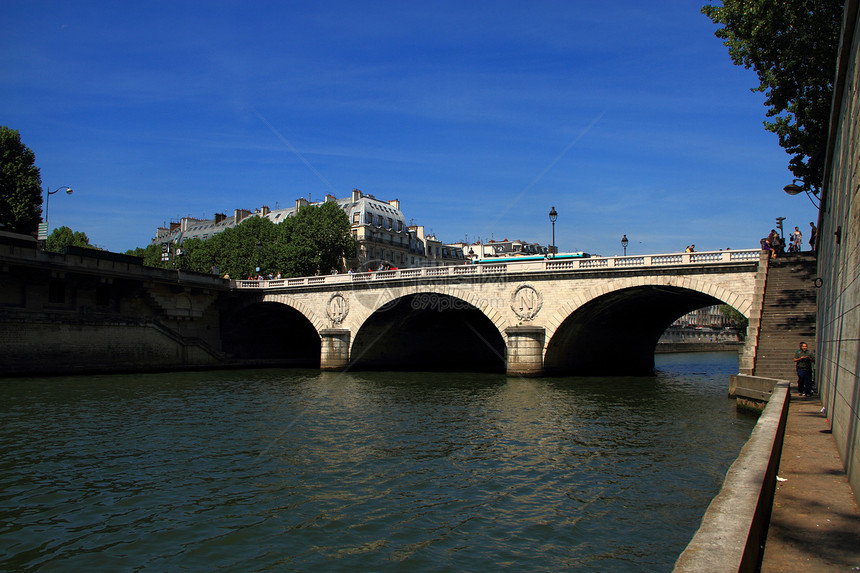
[548,206,558,257]
[40,186,73,242]
[783,179,820,208]
[621,234,628,256]
[256,241,262,276]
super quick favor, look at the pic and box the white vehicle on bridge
[469,252,591,265]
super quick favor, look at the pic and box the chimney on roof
[296,197,309,210]
[325,194,336,203]
[234,208,252,224]
[352,188,362,202]
[214,213,226,224]
[261,205,270,215]
[170,221,181,231]
[389,198,400,210]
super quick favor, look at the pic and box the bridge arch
[346,283,511,345]
[349,289,508,372]
[220,294,322,365]
[543,277,750,376]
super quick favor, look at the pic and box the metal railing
[232,249,761,290]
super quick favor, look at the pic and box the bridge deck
[232,249,761,291]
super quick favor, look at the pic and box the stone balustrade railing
[231,249,761,290]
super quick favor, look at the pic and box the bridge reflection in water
[225,249,763,376]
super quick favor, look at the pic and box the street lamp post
[549,206,558,257]
[40,186,73,241]
[256,241,262,277]
[621,234,628,256]
[783,179,820,208]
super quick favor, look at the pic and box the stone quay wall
[0,233,229,376]
[816,0,860,499]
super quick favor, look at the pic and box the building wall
[816,0,860,498]
[151,189,468,272]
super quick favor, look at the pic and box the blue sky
[1,1,820,256]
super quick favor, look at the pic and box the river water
[1,352,755,572]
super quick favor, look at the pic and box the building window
[387,217,393,229]
[397,221,403,232]
[365,212,373,224]
[353,212,360,224]
[377,215,384,227]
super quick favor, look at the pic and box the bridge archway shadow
[545,286,721,376]
[350,293,505,373]
[221,301,320,366]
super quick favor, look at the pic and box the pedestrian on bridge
[793,341,815,396]
[790,226,802,252]
[809,222,817,252]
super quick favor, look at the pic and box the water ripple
[0,354,755,572]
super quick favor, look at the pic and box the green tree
[46,225,94,252]
[281,201,355,277]
[702,0,843,193]
[129,202,355,279]
[0,126,43,234]
[126,243,164,267]
[208,216,281,278]
[719,304,749,338]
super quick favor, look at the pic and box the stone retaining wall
[674,380,790,572]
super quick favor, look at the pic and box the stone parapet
[674,381,790,572]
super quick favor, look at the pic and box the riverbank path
[760,393,860,571]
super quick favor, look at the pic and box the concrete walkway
[760,392,860,572]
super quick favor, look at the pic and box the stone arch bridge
[226,249,764,376]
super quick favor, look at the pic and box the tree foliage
[719,304,749,337]
[127,201,355,279]
[0,126,43,234]
[46,226,94,252]
[282,201,355,277]
[702,0,843,193]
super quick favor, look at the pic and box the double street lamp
[548,206,558,256]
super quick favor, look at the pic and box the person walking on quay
[793,341,815,396]
[809,221,817,252]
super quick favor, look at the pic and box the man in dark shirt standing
[794,341,815,396]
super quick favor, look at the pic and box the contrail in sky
[253,108,339,195]
[481,111,606,236]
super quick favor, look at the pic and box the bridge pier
[505,326,545,377]
[320,328,351,370]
